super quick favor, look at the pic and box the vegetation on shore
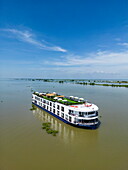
[42,122,59,136]
[75,82,128,88]
[17,78,128,88]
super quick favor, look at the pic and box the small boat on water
[32,91,100,129]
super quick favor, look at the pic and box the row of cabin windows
[79,111,97,116]
[78,118,98,123]
[35,96,40,101]
[35,100,70,120]
[40,99,64,111]
[38,102,96,118]
[42,104,64,116]
[38,102,72,122]
[69,110,97,116]
[41,104,96,117]
[36,97,65,111]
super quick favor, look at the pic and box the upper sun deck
[68,103,99,112]
[33,91,86,106]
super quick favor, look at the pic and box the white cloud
[41,50,128,78]
[50,50,128,66]
[1,27,128,78]
[2,28,67,52]
[118,42,128,48]
[23,46,128,78]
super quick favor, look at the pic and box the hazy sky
[0,0,128,79]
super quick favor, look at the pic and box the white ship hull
[32,92,100,129]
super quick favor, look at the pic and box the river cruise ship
[32,92,100,129]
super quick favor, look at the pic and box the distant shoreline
[15,78,128,88]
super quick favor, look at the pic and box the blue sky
[0,0,128,79]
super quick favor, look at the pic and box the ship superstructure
[32,92,100,129]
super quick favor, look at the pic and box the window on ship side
[61,112,64,118]
[61,106,64,112]
[57,105,60,110]
[88,111,95,115]
[53,109,55,114]
[65,114,68,120]
[69,110,73,115]
[69,116,72,122]
[79,112,87,117]
[57,111,59,116]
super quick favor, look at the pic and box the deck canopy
[46,93,56,97]
[57,95,64,98]
[79,98,84,100]
[70,96,74,98]
[54,97,58,99]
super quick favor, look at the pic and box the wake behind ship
[32,92,100,129]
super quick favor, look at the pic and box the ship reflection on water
[32,107,99,145]
[32,108,75,142]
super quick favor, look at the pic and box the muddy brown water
[0,79,128,170]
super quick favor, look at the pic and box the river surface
[0,79,128,170]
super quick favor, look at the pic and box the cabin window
[69,116,72,122]
[57,105,60,110]
[47,106,49,110]
[53,109,55,114]
[50,102,52,106]
[36,97,38,101]
[50,107,52,112]
[61,112,64,118]
[69,110,73,115]
[79,112,85,117]
[74,118,78,123]
[79,112,88,117]
[57,111,59,116]
[53,104,55,108]
[65,114,68,120]
[78,119,98,124]
[47,101,49,105]
[61,106,64,112]
[43,100,46,103]
[88,111,95,115]
[44,105,46,109]
[79,112,82,116]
